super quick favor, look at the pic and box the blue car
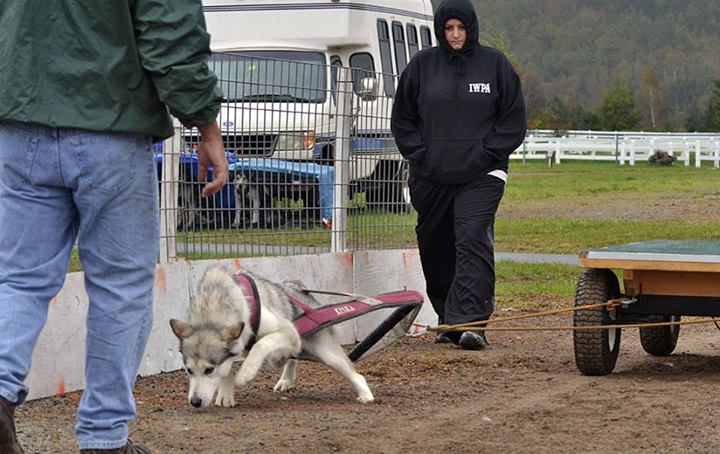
[154,147,237,229]
[154,143,331,229]
[229,158,334,227]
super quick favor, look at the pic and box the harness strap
[289,290,423,338]
[232,272,262,351]
[232,272,424,361]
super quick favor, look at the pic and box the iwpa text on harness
[334,305,357,315]
[469,83,491,94]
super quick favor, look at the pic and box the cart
[573,240,720,375]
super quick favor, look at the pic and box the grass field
[173,160,719,252]
[494,261,580,310]
[504,160,719,205]
[494,218,719,253]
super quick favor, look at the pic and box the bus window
[392,21,408,75]
[420,26,433,49]
[349,53,375,94]
[407,24,419,59]
[376,19,395,97]
[211,51,326,103]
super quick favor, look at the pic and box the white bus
[201,0,434,215]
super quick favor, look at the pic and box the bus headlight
[275,131,316,153]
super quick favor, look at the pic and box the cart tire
[573,269,622,376]
[639,315,680,356]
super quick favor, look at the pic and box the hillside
[430,0,720,130]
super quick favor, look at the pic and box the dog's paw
[356,393,375,404]
[215,392,236,408]
[273,378,295,393]
[234,370,252,387]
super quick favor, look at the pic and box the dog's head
[170,319,244,408]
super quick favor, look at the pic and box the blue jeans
[0,121,159,450]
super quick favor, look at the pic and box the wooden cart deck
[579,240,720,297]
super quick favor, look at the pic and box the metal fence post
[614,131,619,165]
[331,67,353,253]
[159,120,182,263]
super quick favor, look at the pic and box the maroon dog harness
[232,273,262,351]
[233,272,423,362]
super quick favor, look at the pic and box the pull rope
[430,300,624,332]
[423,299,719,333]
[446,317,719,332]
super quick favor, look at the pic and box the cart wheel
[573,269,622,376]
[639,315,680,356]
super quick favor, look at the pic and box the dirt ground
[498,190,720,223]
[15,312,720,454]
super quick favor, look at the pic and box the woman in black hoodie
[391,0,527,349]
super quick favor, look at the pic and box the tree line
[521,74,720,132]
[428,0,720,132]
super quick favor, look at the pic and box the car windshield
[210,51,327,103]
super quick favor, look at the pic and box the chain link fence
[158,53,415,262]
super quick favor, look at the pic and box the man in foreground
[0,1,227,452]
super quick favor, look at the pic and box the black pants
[409,174,505,325]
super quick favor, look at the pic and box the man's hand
[196,121,228,197]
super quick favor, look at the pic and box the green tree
[578,110,602,130]
[599,77,641,131]
[693,80,720,132]
[520,70,546,127]
[711,79,720,130]
[641,69,664,130]
[547,97,574,130]
[529,108,559,130]
[685,108,703,132]
[479,25,514,61]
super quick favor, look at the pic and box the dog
[231,173,263,228]
[170,265,375,408]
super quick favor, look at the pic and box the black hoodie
[391,0,527,184]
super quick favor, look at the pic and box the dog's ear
[170,319,193,339]
[221,322,245,343]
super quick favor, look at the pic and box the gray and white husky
[170,265,375,408]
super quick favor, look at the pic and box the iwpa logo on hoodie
[469,83,491,94]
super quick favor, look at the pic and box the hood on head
[434,0,479,55]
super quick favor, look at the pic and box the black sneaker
[458,331,489,350]
[435,332,454,344]
[0,396,24,454]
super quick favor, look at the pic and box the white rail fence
[513,131,720,168]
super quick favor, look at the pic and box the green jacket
[0,0,222,139]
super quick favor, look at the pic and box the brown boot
[80,439,151,454]
[0,396,24,454]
